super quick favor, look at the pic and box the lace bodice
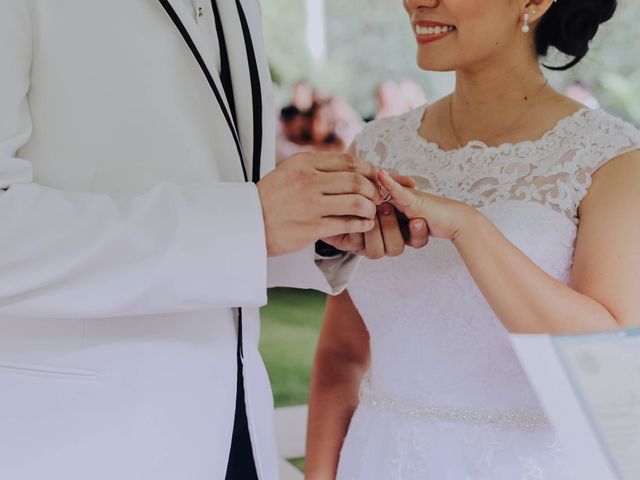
[356,106,640,224]
[337,107,640,480]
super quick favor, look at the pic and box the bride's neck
[450,57,549,142]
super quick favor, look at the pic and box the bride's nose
[405,0,440,10]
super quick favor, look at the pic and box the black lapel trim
[210,0,238,128]
[235,0,263,184]
[157,0,249,182]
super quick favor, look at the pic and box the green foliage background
[259,288,326,407]
[262,0,640,122]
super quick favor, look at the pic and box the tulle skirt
[336,404,575,480]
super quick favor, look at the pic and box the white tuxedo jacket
[0,1,356,479]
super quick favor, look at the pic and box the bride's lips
[413,20,456,45]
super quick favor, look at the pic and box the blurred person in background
[277,86,364,163]
[373,81,409,120]
[329,96,365,147]
[275,105,311,164]
[564,79,601,109]
[291,79,315,113]
[309,100,346,152]
[367,80,428,121]
[399,79,429,110]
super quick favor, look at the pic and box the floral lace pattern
[356,106,640,224]
[337,107,640,479]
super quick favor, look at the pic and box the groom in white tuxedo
[0,1,427,479]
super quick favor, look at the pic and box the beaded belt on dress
[359,379,551,429]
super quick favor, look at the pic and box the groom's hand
[322,175,430,259]
[258,152,383,257]
[322,205,429,258]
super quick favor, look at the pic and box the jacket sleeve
[267,247,360,295]
[0,0,267,319]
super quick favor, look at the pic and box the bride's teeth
[415,25,454,35]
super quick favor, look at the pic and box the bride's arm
[305,291,370,480]
[452,151,640,334]
[377,150,640,335]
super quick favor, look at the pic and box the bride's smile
[413,21,456,45]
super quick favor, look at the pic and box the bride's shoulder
[567,107,640,160]
[559,108,640,208]
[570,107,640,142]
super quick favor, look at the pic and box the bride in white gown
[305,0,640,479]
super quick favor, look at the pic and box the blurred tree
[600,73,640,124]
[560,0,640,122]
[263,0,640,123]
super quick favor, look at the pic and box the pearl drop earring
[522,12,530,33]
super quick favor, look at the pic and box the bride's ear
[523,0,555,23]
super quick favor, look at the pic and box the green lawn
[259,288,327,407]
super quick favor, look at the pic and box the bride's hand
[322,174,429,257]
[377,169,475,241]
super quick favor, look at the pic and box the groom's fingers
[320,216,376,238]
[363,214,385,260]
[339,233,365,252]
[319,234,365,253]
[321,194,377,220]
[321,172,382,203]
[312,152,378,180]
[378,204,405,257]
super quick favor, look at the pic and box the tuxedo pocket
[0,360,98,379]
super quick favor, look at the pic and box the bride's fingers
[391,174,416,189]
[407,218,429,248]
[379,174,416,201]
[377,169,416,212]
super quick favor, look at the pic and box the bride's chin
[416,49,460,72]
[417,57,458,73]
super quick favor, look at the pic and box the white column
[305,0,327,66]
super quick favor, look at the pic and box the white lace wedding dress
[336,106,640,480]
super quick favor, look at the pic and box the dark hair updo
[535,0,617,70]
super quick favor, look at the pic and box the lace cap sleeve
[583,109,640,170]
[571,109,640,210]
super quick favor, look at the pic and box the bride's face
[403,0,527,72]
